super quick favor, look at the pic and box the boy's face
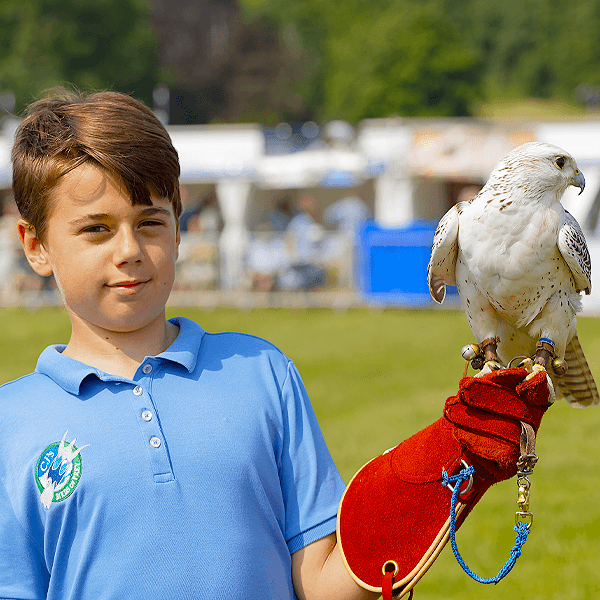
[21,163,180,337]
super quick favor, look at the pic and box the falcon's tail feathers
[555,335,599,408]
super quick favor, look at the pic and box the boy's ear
[17,219,54,277]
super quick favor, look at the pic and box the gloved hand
[337,367,550,599]
[444,367,550,480]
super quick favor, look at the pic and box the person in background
[280,191,326,290]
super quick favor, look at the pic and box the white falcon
[428,142,599,407]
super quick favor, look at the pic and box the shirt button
[150,437,161,448]
[133,386,143,396]
[141,410,153,422]
[142,364,152,374]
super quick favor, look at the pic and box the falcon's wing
[427,204,460,303]
[558,210,591,294]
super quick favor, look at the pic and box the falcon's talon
[528,363,547,376]
[525,363,555,402]
[485,360,503,371]
[547,377,556,403]
[520,358,534,374]
[475,360,503,377]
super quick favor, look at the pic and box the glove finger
[474,366,530,389]
[445,404,522,444]
[457,378,547,425]
[515,371,551,406]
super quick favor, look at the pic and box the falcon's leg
[528,357,556,404]
[527,293,573,386]
[528,338,557,397]
[472,337,503,375]
[534,338,556,369]
[525,318,570,403]
[456,264,504,372]
[480,337,501,364]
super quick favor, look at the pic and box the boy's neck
[61,313,179,380]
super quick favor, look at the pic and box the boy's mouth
[107,280,149,289]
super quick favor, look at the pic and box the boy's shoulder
[200,329,293,373]
[204,329,287,354]
[172,316,290,361]
[0,370,57,421]
[0,370,52,394]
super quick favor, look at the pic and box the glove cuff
[337,418,496,597]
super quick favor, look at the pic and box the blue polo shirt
[0,317,346,600]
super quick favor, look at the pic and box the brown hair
[12,87,182,243]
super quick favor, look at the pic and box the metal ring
[446,459,473,496]
[517,475,532,487]
[515,511,534,528]
[382,560,399,577]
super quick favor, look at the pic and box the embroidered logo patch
[35,431,89,509]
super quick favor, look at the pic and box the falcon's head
[487,142,585,203]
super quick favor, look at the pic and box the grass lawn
[2,306,600,599]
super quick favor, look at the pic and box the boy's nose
[114,227,143,265]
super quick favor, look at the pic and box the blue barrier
[356,220,459,305]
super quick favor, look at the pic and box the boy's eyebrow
[136,207,174,219]
[68,207,173,227]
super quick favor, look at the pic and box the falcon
[428,141,599,407]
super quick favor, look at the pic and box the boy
[0,89,549,600]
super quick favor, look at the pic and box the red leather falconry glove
[337,367,550,599]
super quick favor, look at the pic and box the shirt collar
[35,317,205,395]
[158,317,204,372]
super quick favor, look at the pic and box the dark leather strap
[517,422,538,474]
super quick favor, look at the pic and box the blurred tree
[468,0,557,99]
[149,0,240,124]
[5,0,598,123]
[0,0,160,113]
[213,16,320,123]
[238,0,600,120]
[322,1,481,120]
[443,0,600,106]
[239,0,481,122]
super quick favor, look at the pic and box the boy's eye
[82,225,109,234]
[139,219,165,228]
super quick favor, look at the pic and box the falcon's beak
[572,169,585,195]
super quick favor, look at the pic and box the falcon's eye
[555,156,566,169]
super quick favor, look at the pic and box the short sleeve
[279,362,346,554]
[0,479,48,599]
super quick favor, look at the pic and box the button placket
[129,377,174,483]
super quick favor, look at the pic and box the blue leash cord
[441,466,531,585]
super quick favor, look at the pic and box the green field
[2,306,600,599]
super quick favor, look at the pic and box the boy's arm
[0,479,49,599]
[293,367,549,600]
[291,533,379,600]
